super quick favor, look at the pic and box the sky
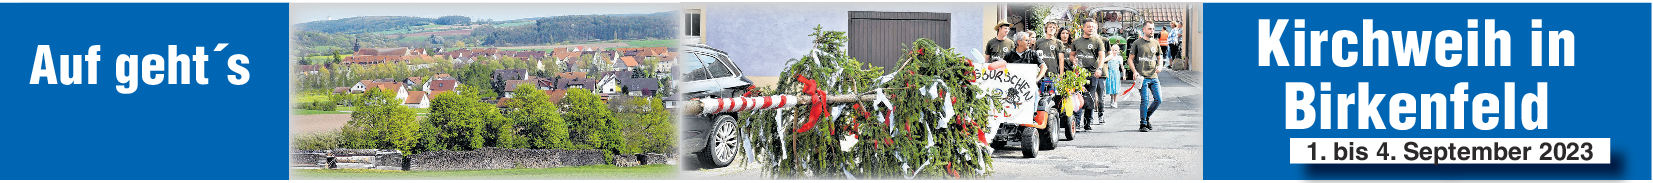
[290,3,679,24]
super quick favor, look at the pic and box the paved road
[988,70,1203,180]
[681,70,1202,180]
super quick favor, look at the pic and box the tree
[331,49,342,65]
[422,84,515,152]
[505,84,573,149]
[341,88,420,154]
[436,16,472,25]
[451,40,467,48]
[616,96,673,153]
[456,62,499,98]
[562,88,632,155]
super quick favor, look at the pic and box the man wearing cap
[1071,19,1106,131]
[1127,23,1163,132]
[985,21,1015,62]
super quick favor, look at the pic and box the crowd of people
[984,18,1182,133]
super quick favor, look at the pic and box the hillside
[297,16,436,34]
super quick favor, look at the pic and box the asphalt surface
[681,70,1202,180]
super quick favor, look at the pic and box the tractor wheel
[1021,127,1039,158]
[1060,114,1076,141]
[1039,125,1058,150]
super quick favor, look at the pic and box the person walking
[1157,26,1170,64]
[1166,21,1183,62]
[1072,19,1106,131]
[1126,23,1163,132]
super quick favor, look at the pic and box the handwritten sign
[975,63,1041,126]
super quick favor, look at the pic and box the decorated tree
[729,25,998,179]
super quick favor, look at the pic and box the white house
[350,80,372,93]
[596,75,622,94]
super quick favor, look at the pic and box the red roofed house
[424,79,459,93]
[429,90,454,98]
[618,56,641,71]
[545,89,569,105]
[404,91,429,108]
[369,82,409,100]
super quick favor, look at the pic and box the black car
[677,44,752,168]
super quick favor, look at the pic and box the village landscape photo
[287,3,681,179]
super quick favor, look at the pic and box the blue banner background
[1203,3,1651,180]
[1,3,288,179]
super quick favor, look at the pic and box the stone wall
[291,153,328,169]
[637,153,668,165]
[613,153,669,167]
[407,148,605,171]
[374,153,405,170]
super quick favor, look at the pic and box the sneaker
[1111,102,1119,108]
[1139,124,1153,132]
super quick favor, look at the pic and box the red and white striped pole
[682,94,882,115]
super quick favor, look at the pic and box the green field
[622,40,676,48]
[398,36,430,43]
[371,24,448,35]
[293,164,676,179]
[302,54,352,61]
[298,93,331,103]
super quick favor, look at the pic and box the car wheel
[1021,127,1038,158]
[701,114,739,168]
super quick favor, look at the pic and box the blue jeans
[1139,78,1162,125]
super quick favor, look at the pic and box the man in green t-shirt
[1127,23,1163,132]
[985,21,1014,62]
[1036,21,1067,77]
[1072,19,1106,131]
